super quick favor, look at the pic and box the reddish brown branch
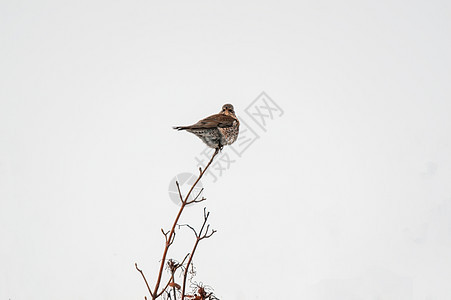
[187,188,205,205]
[175,181,184,204]
[149,148,219,299]
[181,208,217,299]
[135,263,154,298]
[156,254,189,298]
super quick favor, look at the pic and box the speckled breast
[219,119,240,145]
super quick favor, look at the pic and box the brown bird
[173,104,240,150]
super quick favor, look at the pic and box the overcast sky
[1,1,450,299]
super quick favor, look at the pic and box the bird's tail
[173,126,188,131]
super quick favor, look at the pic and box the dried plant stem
[171,275,177,300]
[181,208,217,299]
[135,263,154,299]
[150,148,220,299]
[182,240,201,299]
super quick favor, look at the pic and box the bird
[173,104,240,150]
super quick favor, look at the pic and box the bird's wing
[189,114,236,129]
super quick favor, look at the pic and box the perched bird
[173,104,240,150]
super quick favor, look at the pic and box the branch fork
[135,148,220,300]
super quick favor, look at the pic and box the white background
[1,1,450,299]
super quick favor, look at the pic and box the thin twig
[181,209,216,299]
[178,223,197,236]
[171,276,177,300]
[135,263,154,298]
[198,209,209,236]
[175,181,184,203]
[187,188,205,205]
[168,231,176,246]
[157,275,175,298]
[161,228,169,242]
[180,253,190,266]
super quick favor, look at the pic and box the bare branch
[157,277,173,298]
[203,224,210,236]
[179,223,198,237]
[201,229,217,240]
[198,208,210,236]
[181,208,217,299]
[161,228,169,242]
[192,197,207,204]
[138,148,220,299]
[157,253,191,298]
[186,188,205,205]
[180,253,190,266]
[168,231,176,246]
[175,181,184,204]
[135,263,154,298]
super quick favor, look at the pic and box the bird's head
[220,104,236,117]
